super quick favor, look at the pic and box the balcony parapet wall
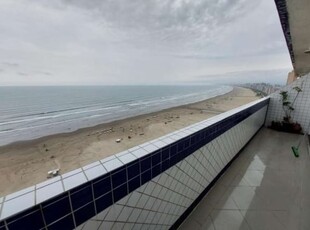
[0,98,269,230]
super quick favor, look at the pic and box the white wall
[78,105,267,230]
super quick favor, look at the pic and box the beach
[0,87,260,196]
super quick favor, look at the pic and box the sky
[0,0,292,86]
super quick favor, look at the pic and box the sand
[0,87,260,196]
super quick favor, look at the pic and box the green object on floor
[291,146,299,157]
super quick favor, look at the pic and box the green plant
[279,86,302,122]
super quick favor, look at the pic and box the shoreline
[0,87,260,196]
[0,86,233,148]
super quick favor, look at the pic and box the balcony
[179,128,310,230]
[0,74,309,229]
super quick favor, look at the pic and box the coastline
[0,87,260,196]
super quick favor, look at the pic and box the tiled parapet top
[0,98,269,230]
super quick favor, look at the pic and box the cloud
[0,0,292,85]
[2,62,19,67]
[192,68,290,85]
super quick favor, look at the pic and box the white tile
[181,129,193,135]
[96,206,111,220]
[145,197,156,210]
[117,206,134,222]
[63,172,87,191]
[62,168,82,179]
[118,153,137,164]
[151,140,167,148]
[84,164,107,180]
[138,210,150,223]
[112,222,125,230]
[128,208,142,223]
[151,184,162,197]
[177,132,190,138]
[82,220,101,230]
[137,194,149,209]
[144,182,156,195]
[1,192,35,220]
[115,150,131,157]
[127,192,141,207]
[36,181,64,203]
[123,223,135,230]
[160,137,176,145]
[142,144,159,153]
[82,161,101,170]
[102,158,123,171]
[5,186,35,201]
[116,194,130,205]
[104,205,123,221]
[98,221,114,230]
[169,134,182,141]
[130,147,149,158]
[36,176,61,189]
[100,155,116,164]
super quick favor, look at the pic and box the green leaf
[293,86,302,92]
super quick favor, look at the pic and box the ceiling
[275,0,310,76]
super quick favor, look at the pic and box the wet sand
[0,87,260,196]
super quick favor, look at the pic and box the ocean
[0,85,232,146]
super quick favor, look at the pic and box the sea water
[0,85,232,146]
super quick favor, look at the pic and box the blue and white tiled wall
[0,98,269,230]
[265,73,310,134]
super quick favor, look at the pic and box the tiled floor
[179,128,310,230]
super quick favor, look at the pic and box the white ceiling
[286,0,310,75]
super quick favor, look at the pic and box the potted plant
[270,86,303,133]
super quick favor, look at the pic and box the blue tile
[141,169,151,185]
[184,137,190,148]
[7,209,44,230]
[93,175,111,198]
[152,164,161,178]
[127,161,140,180]
[170,154,179,166]
[140,156,151,173]
[170,144,177,157]
[162,159,170,172]
[6,206,39,225]
[43,195,71,225]
[95,192,113,213]
[181,148,190,159]
[47,214,75,230]
[74,202,96,227]
[177,140,185,153]
[112,168,127,189]
[128,176,140,193]
[42,192,68,207]
[113,183,127,203]
[151,151,161,166]
[71,184,93,210]
[70,181,91,194]
[161,147,170,161]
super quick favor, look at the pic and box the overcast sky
[0,0,292,86]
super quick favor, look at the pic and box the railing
[0,97,269,230]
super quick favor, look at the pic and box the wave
[0,85,233,145]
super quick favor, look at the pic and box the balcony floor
[179,128,310,230]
